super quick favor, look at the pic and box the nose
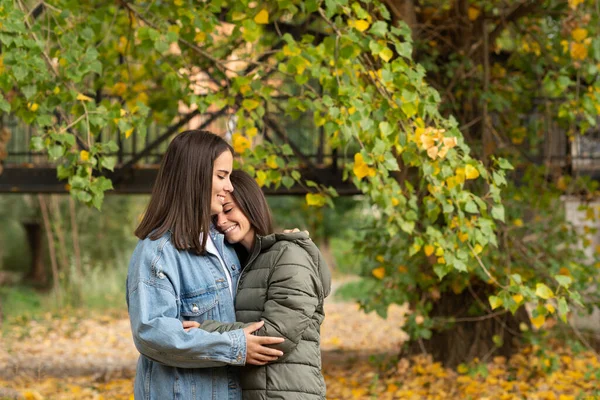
[224,177,233,193]
[216,212,228,227]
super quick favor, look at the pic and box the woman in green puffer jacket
[183,170,331,400]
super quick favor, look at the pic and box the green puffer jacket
[201,231,331,400]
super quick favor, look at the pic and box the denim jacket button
[192,305,199,313]
[157,272,165,279]
[231,264,236,270]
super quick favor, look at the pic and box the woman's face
[216,193,255,250]
[210,150,234,215]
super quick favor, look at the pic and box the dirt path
[0,282,409,381]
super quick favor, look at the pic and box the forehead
[213,150,233,171]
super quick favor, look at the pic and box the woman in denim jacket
[126,130,284,400]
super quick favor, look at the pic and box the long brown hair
[135,130,233,254]
[229,170,274,236]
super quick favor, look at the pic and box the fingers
[255,335,285,345]
[242,320,264,334]
[182,320,200,330]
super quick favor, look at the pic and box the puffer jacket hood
[258,231,332,299]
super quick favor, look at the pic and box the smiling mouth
[223,224,237,234]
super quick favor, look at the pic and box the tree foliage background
[1,0,599,364]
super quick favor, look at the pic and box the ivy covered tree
[1,0,597,365]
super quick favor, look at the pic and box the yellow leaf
[535,283,554,300]
[174,0,183,6]
[424,245,434,257]
[420,134,435,150]
[28,102,39,112]
[125,128,134,139]
[458,232,469,242]
[306,192,326,207]
[246,127,258,138]
[435,247,444,256]
[467,6,480,21]
[570,42,588,60]
[354,19,370,32]
[457,364,469,374]
[513,218,523,227]
[194,31,206,43]
[232,11,246,21]
[443,137,458,148]
[556,176,568,190]
[391,197,399,206]
[254,9,269,25]
[242,99,260,111]
[255,170,267,187]
[489,296,503,310]
[120,108,127,117]
[437,146,449,159]
[22,390,43,400]
[465,164,480,180]
[545,303,556,314]
[571,28,588,42]
[472,244,483,255]
[232,133,251,154]
[512,294,524,304]
[569,0,584,9]
[376,255,385,263]
[531,314,545,329]
[348,106,356,115]
[76,93,93,102]
[53,86,61,94]
[379,47,393,62]
[372,267,385,279]
[437,257,446,264]
[427,146,439,160]
[80,150,90,161]
[266,155,278,169]
[353,153,369,179]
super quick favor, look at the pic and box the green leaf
[30,137,44,151]
[491,205,505,222]
[48,144,64,159]
[497,158,513,170]
[535,283,554,300]
[0,96,10,113]
[555,275,572,288]
[100,156,117,171]
[369,21,388,37]
[282,176,294,188]
[557,298,569,322]
[154,40,170,54]
[465,200,478,214]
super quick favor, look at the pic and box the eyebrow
[216,170,231,175]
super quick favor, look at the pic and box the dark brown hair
[135,130,233,254]
[228,170,274,236]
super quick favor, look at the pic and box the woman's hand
[243,321,285,365]
[183,320,200,332]
[182,320,284,365]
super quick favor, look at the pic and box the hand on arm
[182,320,284,365]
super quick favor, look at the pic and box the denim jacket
[126,228,245,400]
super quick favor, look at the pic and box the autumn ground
[0,280,599,400]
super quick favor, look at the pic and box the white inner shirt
[205,234,233,299]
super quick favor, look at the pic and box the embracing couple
[126,130,331,400]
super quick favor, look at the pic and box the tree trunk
[408,282,529,367]
[23,221,47,286]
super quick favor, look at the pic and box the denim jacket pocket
[181,291,219,322]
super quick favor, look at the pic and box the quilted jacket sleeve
[199,320,251,333]
[254,244,322,357]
